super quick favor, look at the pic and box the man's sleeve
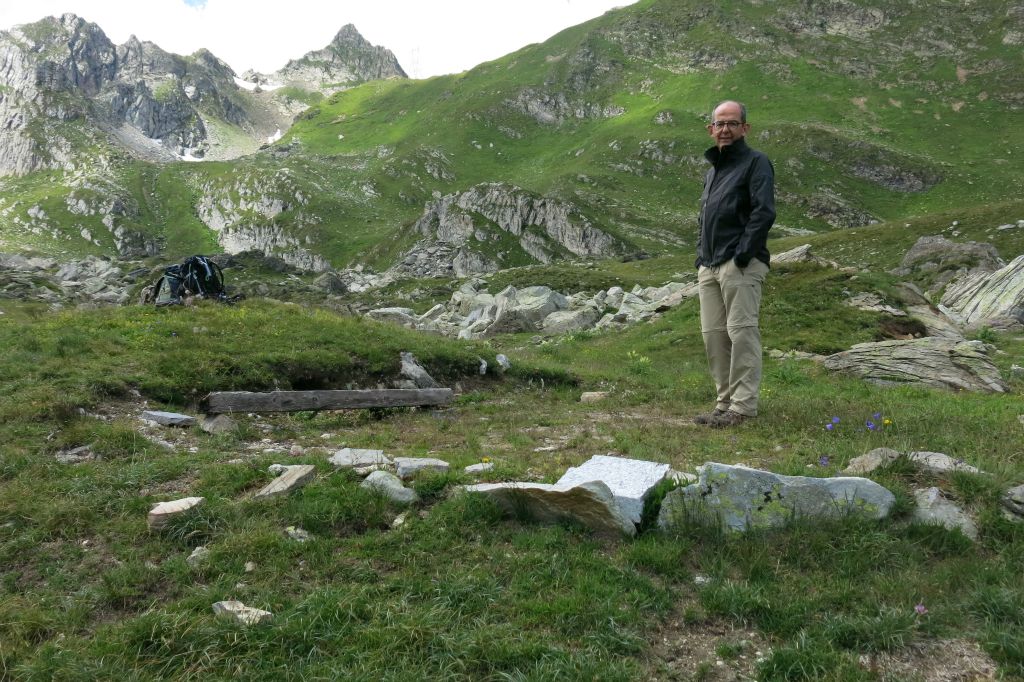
[734,155,775,267]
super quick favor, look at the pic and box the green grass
[1,272,1022,678]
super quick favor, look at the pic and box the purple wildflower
[866,420,877,431]
[819,455,830,467]
[873,412,882,420]
[914,603,928,615]
[825,423,835,431]
[831,416,841,424]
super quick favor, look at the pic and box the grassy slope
[3,0,1023,270]
[0,268,1022,678]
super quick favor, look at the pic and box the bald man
[693,100,776,427]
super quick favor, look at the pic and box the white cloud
[0,0,637,79]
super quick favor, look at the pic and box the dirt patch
[647,616,770,681]
[865,638,999,681]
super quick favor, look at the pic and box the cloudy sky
[0,0,637,79]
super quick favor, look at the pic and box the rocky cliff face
[269,24,406,92]
[391,183,626,277]
[0,15,406,177]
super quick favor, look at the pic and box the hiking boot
[708,410,752,428]
[693,408,728,425]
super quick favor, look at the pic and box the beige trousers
[698,259,769,417]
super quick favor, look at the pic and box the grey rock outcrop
[658,463,895,532]
[393,183,625,278]
[822,338,1007,393]
[940,255,1024,331]
[270,24,406,92]
[892,236,1004,293]
[398,352,440,389]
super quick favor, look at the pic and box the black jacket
[696,137,776,269]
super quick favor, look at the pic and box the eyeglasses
[709,120,744,130]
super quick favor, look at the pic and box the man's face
[707,102,750,149]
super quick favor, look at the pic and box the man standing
[693,101,775,427]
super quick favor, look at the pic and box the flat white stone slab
[463,480,636,537]
[254,465,316,499]
[148,496,204,529]
[580,391,610,403]
[329,448,391,468]
[394,457,450,479]
[142,410,197,427]
[556,455,670,525]
[464,462,494,474]
[212,600,273,625]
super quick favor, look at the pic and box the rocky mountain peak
[274,23,407,91]
[331,24,369,47]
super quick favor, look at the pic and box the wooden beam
[202,388,453,414]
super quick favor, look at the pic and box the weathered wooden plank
[203,388,453,414]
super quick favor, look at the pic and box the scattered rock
[845,292,905,316]
[394,457,450,480]
[913,487,978,540]
[361,470,419,504]
[55,445,96,464]
[1001,484,1024,522]
[496,354,511,370]
[148,496,204,529]
[580,391,610,403]
[186,546,210,567]
[244,561,256,573]
[329,448,392,469]
[212,600,273,625]
[391,511,410,529]
[141,410,197,427]
[906,451,981,475]
[658,463,895,532]
[254,465,316,499]
[463,480,636,537]
[555,454,670,525]
[843,448,902,475]
[464,462,494,474]
[399,352,440,388]
[284,526,311,542]
[200,414,237,435]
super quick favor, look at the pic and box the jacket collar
[704,137,751,165]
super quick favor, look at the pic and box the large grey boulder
[913,487,978,540]
[484,286,568,335]
[555,455,670,525]
[940,254,1024,330]
[541,305,602,335]
[657,463,895,532]
[822,338,1007,393]
[463,480,636,537]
